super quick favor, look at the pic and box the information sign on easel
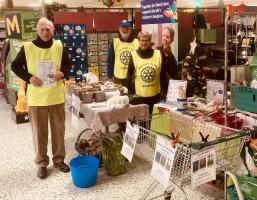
[121,121,140,162]
[151,135,177,188]
[166,80,187,105]
[206,80,224,104]
[71,94,80,130]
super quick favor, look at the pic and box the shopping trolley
[129,111,257,200]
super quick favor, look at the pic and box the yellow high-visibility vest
[114,38,139,79]
[131,50,162,97]
[24,40,64,106]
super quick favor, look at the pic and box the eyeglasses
[140,40,150,43]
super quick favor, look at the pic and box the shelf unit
[0,20,6,55]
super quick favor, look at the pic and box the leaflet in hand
[36,60,56,87]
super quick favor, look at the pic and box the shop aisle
[0,96,222,200]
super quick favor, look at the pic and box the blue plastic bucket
[70,155,99,188]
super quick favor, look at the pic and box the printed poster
[191,147,216,188]
[166,80,187,104]
[71,94,80,130]
[121,121,140,162]
[36,61,56,87]
[206,80,224,104]
[151,135,176,188]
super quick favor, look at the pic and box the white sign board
[206,80,224,104]
[121,121,140,162]
[36,60,56,87]
[166,80,187,104]
[191,147,216,188]
[71,94,80,130]
[151,135,177,188]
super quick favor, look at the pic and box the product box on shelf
[88,55,99,64]
[232,85,257,113]
[98,44,109,52]
[74,24,86,36]
[87,45,98,56]
[88,66,99,79]
[99,54,108,63]
[75,47,86,57]
[87,33,98,45]
[65,47,76,58]
[74,57,86,68]
[73,35,86,47]
[62,24,74,36]
[98,33,109,41]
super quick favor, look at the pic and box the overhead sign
[5,12,22,39]
[141,0,177,25]
[23,18,38,33]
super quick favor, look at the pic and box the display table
[80,102,149,132]
[150,103,231,144]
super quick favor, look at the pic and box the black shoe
[37,167,47,179]
[53,162,70,173]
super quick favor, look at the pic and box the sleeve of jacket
[167,54,179,80]
[60,49,71,79]
[11,46,33,83]
[127,55,135,94]
[107,41,115,79]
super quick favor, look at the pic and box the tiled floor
[0,95,223,200]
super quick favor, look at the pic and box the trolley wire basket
[130,111,257,200]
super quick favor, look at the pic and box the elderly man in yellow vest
[11,17,71,179]
[107,20,139,87]
[127,31,163,114]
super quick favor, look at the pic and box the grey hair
[138,31,152,41]
[37,17,54,35]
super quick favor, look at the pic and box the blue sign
[141,0,177,25]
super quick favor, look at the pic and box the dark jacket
[11,36,71,83]
[107,31,136,79]
[157,46,179,96]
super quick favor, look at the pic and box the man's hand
[30,75,43,87]
[53,71,64,81]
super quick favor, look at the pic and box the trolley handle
[189,126,257,150]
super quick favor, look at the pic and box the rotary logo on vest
[119,50,131,65]
[140,65,156,83]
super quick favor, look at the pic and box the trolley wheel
[164,190,171,200]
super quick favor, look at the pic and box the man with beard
[107,20,138,87]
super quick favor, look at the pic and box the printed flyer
[191,147,216,188]
[151,135,177,188]
[121,121,140,162]
[36,61,56,87]
[71,94,80,130]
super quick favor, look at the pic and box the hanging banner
[5,12,22,39]
[141,0,177,24]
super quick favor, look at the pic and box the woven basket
[75,128,101,157]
